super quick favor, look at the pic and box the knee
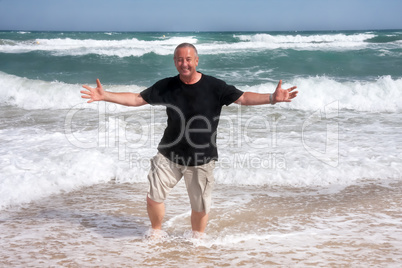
[147,195,162,207]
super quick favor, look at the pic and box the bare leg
[147,196,165,229]
[191,210,208,234]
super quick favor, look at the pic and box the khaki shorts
[147,153,215,214]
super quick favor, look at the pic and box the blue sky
[0,0,401,32]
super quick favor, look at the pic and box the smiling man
[81,43,298,238]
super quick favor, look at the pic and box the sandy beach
[1,179,401,267]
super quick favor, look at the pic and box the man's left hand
[273,80,298,103]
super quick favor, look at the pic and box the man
[81,43,298,237]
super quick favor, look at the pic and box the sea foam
[0,72,145,110]
[0,36,198,57]
[1,32,399,57]
[1,71,401,112]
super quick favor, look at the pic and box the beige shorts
[147,153,215,214]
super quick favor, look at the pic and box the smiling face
[174,46,199,83]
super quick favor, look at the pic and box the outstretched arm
[81,79,148,107]
[234,80,298,105]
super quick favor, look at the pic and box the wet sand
[1,179,401,267]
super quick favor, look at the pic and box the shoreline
[1,179,401,267]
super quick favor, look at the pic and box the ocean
[0,30,402,267]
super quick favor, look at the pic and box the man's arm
[235,80,298,105]
[81,79,148,107]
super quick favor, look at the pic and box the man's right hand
[81,79,105,103]
[81,79,148,107]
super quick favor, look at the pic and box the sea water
[0,30,402,266]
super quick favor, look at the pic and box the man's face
[174,47,199,79]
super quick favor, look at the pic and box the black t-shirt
[140,73,243,166]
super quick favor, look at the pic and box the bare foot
[143,228,168,242]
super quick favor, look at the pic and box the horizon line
[1,28,402,33]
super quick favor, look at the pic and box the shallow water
[1,30,402,267]
[1,179,401,267]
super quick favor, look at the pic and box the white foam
[1,105,401,210]
[200,32,382,53]
[243,75,402,112]
[1,72,401,209]
[1,72,401,113]
[0,123,152,210]
[0,36,198,57]
[1,32,398,57]
[0,72,145,110]
[236,32,375,44]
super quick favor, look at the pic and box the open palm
[273,80,298,103]
[81,79,105,103]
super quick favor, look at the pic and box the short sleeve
[140,86,154,105]
[139,87,152,104]
[219,82,244,106]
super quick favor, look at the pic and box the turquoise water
[1,28,402,214]
[1,30,402,266]
[1,30,402,86]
